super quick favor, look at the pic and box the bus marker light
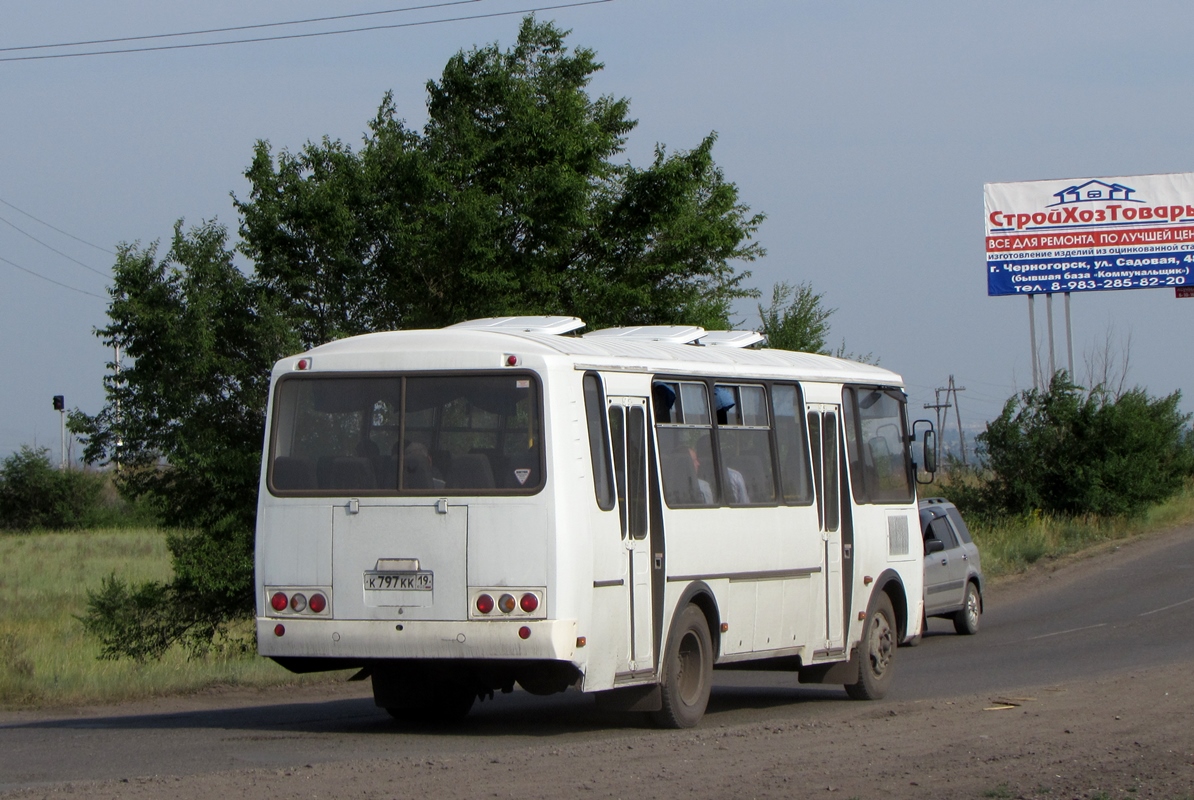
[504,354,520,367]
[270,592,288,612]
[519,593,539,613]
[858,611,867,621]
[720,622,729,633]
[498,593,517,613]
[290,593,307,612]
[309,593,327,613]
[476,594,495,614]
[296,358,311,370]
[863,575,874,586]
[274,624,285,637]
[576,636,586,648]
[518,626,531,640]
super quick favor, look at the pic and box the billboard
[985,172,1194,296]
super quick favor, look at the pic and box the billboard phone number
[1009,275,1187,293]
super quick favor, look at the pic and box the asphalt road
[2,525,1192,792]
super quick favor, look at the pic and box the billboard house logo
[1048,179,1142,207]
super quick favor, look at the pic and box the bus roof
[296,323,903,387]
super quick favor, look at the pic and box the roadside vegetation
[925,370,1194,576]
[0,527,346,709]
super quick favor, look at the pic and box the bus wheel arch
[872,569,910,645]
[670,580,721,658]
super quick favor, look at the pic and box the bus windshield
[268,373,543,495]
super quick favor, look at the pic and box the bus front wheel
[651,604,713,728]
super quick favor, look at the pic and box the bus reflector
[274,624,285,636]
[518,626,531,640]
[270,592,288,612]
[476,594,495,614]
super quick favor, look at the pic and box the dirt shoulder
[4,662,1191,800]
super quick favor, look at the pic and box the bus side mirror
[922,429,937,473]
[912,419,936,481]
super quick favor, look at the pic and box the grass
[0,527,347,709]
[929,479,1194,579]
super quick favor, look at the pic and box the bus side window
[609,406,628,538]
[713,383,776,505]
[655,381,716,508]
[583,374,615,510]
[772,385,813,505]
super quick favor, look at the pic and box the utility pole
[923,390,950,468]
[946,375,967,465]
[924,377,968,467]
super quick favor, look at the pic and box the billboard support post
[1028,294,1040,391]
[1064,292,1074,378]
[1046,292,1057,381]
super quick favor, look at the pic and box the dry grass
[925,477,1194,578]
[0,528,348,709]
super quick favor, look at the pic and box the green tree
[970,372,1194,517]
[236,16,762,346]
[0,446,106,531]
[71,221,297,655]
[75,17,765,659]
[757,281,834,353]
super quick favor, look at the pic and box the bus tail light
[309,593,327,613]
[270,592,288,612]
[289,593,308,613]
[476,594,495,614]
[498,593,517,613]
[520,593,539,613]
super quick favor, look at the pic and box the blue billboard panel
[985,173,1194,296]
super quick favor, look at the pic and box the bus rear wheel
[845,592,896,701]
[651,604,713,729]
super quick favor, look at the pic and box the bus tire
[651,603,713,729]
[845,592,896,701]
[953,582,980,635]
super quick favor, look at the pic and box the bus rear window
[268,373,543,495]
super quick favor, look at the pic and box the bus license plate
[364,571,434,591]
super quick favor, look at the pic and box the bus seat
[329,456,376,491]
[662,452,702,506]
[272,456,316,490]
[451,453,495,490]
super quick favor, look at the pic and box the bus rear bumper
[257,617,579,662]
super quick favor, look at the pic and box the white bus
[255,316,936,727]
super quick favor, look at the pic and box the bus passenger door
[807,404,845,653]
[608,397,654,677]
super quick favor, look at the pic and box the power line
[0,1,614,63]
[0,255,108,299]
[0,197,114,255]
[0,213,110,279]
[0,0,482,53]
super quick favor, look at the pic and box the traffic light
[52,395,64,411]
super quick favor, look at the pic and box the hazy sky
[3,0,1192,462]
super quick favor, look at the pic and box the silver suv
[919,497,983,635]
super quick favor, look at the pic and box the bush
[966,373,1194,518]
[0,446,107,531]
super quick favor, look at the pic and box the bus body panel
[255,323,928,717]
